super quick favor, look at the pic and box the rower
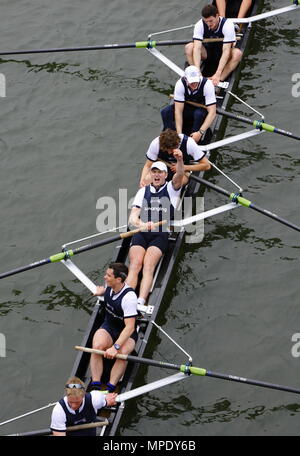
[160,65,216,144]
[185,3,243,86]
[126,150,185,307]
[90,262,138,393]
[140,129,211,187]
[50,376,117,436]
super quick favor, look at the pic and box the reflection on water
[213,144,269,171]
[0,57,172,95]
[0,290,27,317]
[38,281,94,313]
[253,22,300,53]
[122,394,300,432]
[0,278,95,317]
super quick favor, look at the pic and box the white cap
[184,65,201,84]
[151,161,168,173]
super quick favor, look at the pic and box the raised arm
[172,149,185,189]
[139,159,153,187]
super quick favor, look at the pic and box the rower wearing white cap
[127,150,184,306]
[160,65,216,144]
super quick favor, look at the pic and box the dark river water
[0,0,299,437]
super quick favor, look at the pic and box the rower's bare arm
[172,150,185,189]
[193,40,202,69]
[140,160,153,187]
[174,101,184,134]
[201,104,217,131]
[94,286,106,296]
[105,393,118,406]
[212,43,232,84]
[129,207,153,231]
[238,0,252,18]
[184,156,211,172]
[128,206,142,228]
[215,0,226,16]
[105,317,136,358]
[115,317,136,348]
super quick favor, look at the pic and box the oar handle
[120,220,167,239]
[66,420,109,432]
[75,346,128,360]
[169,94,207,111]
[75,346,182,371]
[202,36,241,43]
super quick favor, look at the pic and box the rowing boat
[63,0,261,436]
[2,0,300,437]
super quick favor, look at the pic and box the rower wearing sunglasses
[50,376,117,436]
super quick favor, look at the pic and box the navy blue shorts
[131,232,169,254]
[101,320,138,343]
[203,43,223,63]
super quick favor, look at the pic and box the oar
[170,96,300,141]
[7,420,109,436]
[75,346,300,395]
[217,107,300,141]
[0,37,233,57]
[0,221,166,280]
[230,1,300,23]
[188,174,300,233]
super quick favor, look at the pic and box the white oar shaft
[229,4,300,23]
[172,202,240,227]
[62,259,97,294]
[116,373,188,403]
[202,129,264,152]
[147,47,184,77]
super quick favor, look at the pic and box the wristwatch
[199,129,206,135]
[114,343,120,350]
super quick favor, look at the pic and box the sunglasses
[65,383,85,389]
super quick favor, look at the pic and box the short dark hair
[108,262,128,282]
[159,129,180,152]
[202,4,218,18]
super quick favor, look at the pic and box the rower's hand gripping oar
[188,174,300,233]
[75,346,300,396]
[0,220,166,280]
